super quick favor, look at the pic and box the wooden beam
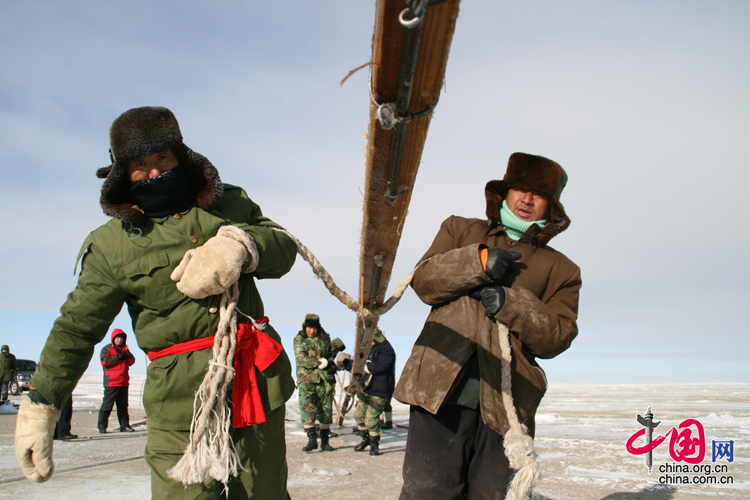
[355,0,460,349]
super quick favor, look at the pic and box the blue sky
[1,1,748,384]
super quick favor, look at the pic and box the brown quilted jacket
[393,215,581,437]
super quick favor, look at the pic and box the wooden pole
[349,0,461,385]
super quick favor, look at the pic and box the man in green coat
[294,314,337,452]
[14,107,297,499]
[1,345,17,403]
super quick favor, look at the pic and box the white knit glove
[317,358,329,369]
[171,226,259,299]
[15,396,60,483]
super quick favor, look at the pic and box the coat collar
[484,181,570,245]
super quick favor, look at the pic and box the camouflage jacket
[294,329,334,385]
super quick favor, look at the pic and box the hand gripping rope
[279,228,539,500]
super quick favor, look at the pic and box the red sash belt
[147,318,282,428]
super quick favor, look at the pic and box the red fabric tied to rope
[147,318,282,428]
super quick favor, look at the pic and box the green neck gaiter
[500,200,547,241]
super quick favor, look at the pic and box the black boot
[369,435,381,456]
[302,428,318,452]
[354,433,371,452]
[320,428,335,451]
[352,425,362,435]
[381,420,393,430]
[97,409,110,434]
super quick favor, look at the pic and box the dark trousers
[54,396,74,438]
[1,381,9,401]
[98,386,130,431]
[400,405,514,500]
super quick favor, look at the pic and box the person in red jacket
[98,329,136,433]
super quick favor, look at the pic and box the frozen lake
[1,377,748,499]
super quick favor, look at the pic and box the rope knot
[376,102,399,130]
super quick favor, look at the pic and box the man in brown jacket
[395,153,581,500]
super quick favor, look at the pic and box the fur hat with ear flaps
[302,314,321,330]
[485,152,571,245]
[96,106,223,224]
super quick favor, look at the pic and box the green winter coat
[31,185,297,430]
[293,329,334,385]
[1,346,17,382]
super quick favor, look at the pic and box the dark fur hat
[485,152,571,245]
[96,107,223,223]
[302,314,321,330]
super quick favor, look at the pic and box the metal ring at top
[399,8,423,28]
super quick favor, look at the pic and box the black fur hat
[484,152,570,245]
[96,107,223,223]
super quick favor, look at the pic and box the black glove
[326,363,338,375]
[342,358,353,372]
[28,389,50,405]
[470,285,506,319]
[484,247,522,284]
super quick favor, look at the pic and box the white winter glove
[170,225,259,299]
[15,395,60,483]
[317,358,329,369]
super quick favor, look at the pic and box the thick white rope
[496,320,541,500]
[165,228,415,487]
[272,228,416,321]
[168,282,243,486]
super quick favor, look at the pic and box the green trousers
[297,380,334,426]
[354,392,387,436]
[145,405,290,500]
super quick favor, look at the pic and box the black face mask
[127,164,193,218]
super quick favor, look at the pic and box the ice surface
[1,380,748,499]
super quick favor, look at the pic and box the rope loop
[369,75,441,131]
[123,222,142,241]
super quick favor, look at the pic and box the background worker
[53,396,77,440]
[345,329,396,456]
[294,314,337,452]
[1,345,17,404]
[98,328,136,433]
[395,153,581,499]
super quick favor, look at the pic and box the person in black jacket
[345,329,395,456]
